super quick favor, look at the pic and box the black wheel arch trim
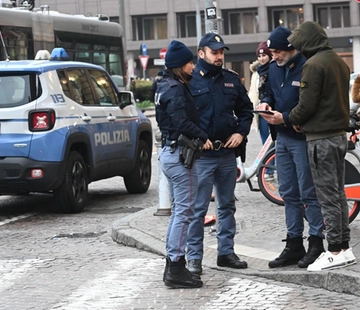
[62,132,94,176]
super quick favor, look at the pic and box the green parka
[288,21,350,141]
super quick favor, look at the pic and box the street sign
[141,43,147,56]
[139,55,149,70]
[154,58,165,66]
[206,7,217,19]
[159,48,167,59]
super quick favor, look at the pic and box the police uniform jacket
[189,62,253,157]
[155,71,208,144]
[261,52,306,141]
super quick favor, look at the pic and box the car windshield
[0,74,41,108]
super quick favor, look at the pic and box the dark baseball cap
[199,32,229,51]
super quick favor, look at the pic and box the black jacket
[155,71,208,143]
[189,62,253,157]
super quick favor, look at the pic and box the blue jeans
[276,133,324,239]
[187,152,237,259]
[259,115,270,145]
[259,116,274,175]
[159,146,198,262]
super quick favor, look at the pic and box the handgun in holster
[178,134,204,169]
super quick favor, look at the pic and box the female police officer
[155,40,212,288]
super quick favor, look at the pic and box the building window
[314,3,350,29]
[177,12,205,38]
[268,6,304,30]
[222,9,258,35]
[131,15,167,41]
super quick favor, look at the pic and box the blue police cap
[199,33,229,51]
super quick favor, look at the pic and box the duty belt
[165,140,184,147]
[165,139,184,153]
[212,140,224,151]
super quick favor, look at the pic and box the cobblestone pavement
[1,227,360,310]
[1,113,360,309]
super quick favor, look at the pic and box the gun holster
[178,134,204,169]
[235,137,248,163]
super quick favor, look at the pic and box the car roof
[0,60,104,74]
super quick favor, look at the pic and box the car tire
[54,151,88,213]
[124,140,151,194]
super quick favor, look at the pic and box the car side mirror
[118,92,132,109]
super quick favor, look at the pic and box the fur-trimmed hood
[249,60,260,73]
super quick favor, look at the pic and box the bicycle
[345,121,360,223]
[236,135,283,205]
[237,125,360,223]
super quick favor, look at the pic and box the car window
[88,69,118,106]
[0,74,40,108]
[57,71,71,99]
[58,69,96,106]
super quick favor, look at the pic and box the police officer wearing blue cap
[155,40,212,288]
[186,32,253,274]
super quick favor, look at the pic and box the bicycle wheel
[257,149,284,206]
[345,158,360,224]
[348,201,360,224]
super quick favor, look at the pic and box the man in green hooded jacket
[288,21,356,271]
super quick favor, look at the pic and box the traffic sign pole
[204,0,218,33]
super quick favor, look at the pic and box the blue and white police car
[0,48,153,213]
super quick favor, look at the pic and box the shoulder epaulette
[223,68,239,76]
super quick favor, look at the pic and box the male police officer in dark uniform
[186,33,253,274]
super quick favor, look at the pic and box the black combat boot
[163,256,170,281]
[268,236,306,268]
[163,256,203,288]
[298,235,324,268]
[163,256,200,281]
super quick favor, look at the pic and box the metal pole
[203,0,220,233]
[203,0,218,33]
[196,0,202,47]
[119,0,126,53]
[119,0,130,88]
[154,128,171,216]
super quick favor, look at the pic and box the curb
[111,206,360,297]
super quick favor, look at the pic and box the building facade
[38,0,360,89]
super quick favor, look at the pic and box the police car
[0,48,153,213]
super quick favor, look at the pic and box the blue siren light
[50,48,70,61]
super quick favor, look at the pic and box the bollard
[154,128,171,216]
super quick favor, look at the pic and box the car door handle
[82,114,92,122]
[107,115,116,121]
